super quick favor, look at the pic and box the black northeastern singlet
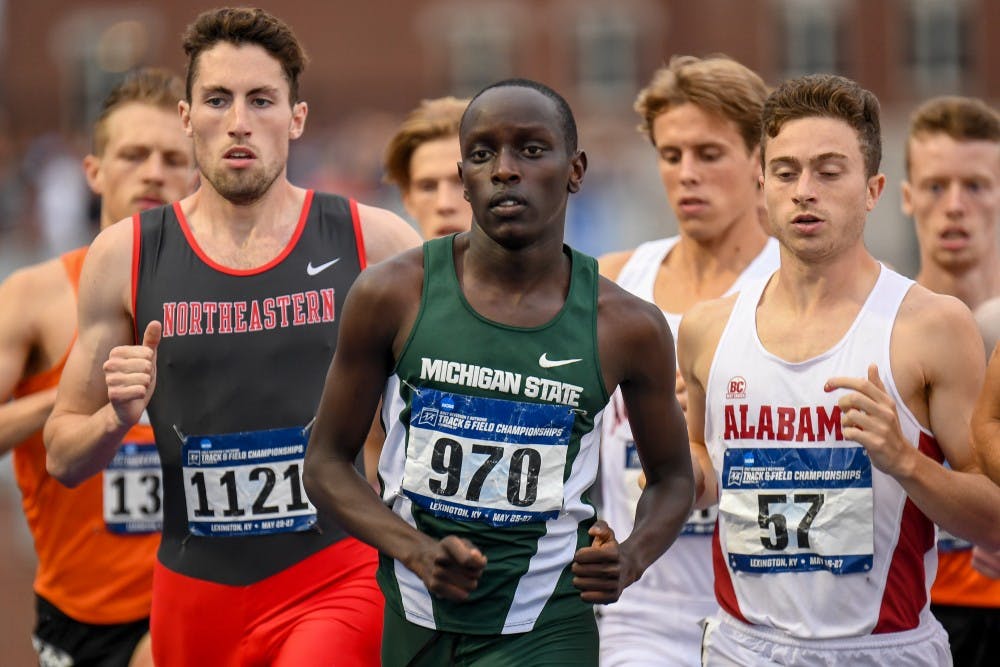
[133,191,364,585]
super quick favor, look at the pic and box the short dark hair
[93,67,184,156]
[905,96,1000,176]
[762,74,882,178]
[182,7,308,103]
[461,78,578,154]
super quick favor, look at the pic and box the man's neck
[672,216,769,280]
[653,213,769,312]
[773,243,881,315]
[179,177,306,269]
[917,258,1000,311]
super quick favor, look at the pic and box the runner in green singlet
[304,79,694,666]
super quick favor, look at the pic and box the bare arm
[973,344,1000,485]
[358,203,423,265]
[616,300,694,577]
[43,221,156,487]
[303,253,487,601]
[828,294,1000,550]
[676,298,734,509]
[572,288,694,603]
[0,266,59,454]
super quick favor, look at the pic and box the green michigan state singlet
[378,234,610,635]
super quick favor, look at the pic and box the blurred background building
[0,0,997,662]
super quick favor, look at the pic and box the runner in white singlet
[679,74,1000,666]
[598,56,775,667]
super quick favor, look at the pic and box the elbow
[42,423,81,488]
[45,452,82,488]
[301,451,330,510]
[982,519,1000,553]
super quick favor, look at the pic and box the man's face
[762,116,884,263]
[84,102,195,229]
[652,103,761,242]
[459,86,584,249]
[402,135,471,238]
[903,133,1000,273]
[179,42,306,206]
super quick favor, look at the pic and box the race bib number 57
[403,388,574,527]
[720,447,873,575]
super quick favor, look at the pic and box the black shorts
[32,595,149,667]
[931,603,1000,667]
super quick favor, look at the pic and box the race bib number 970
[720,447,873,575]
[403,388,574,527]
[180,426,316,537]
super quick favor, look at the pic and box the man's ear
[289,101,308,140]
[82,154,103,196]
[179,100,193,138]
[568,150,587,194]
[901,179,914,217]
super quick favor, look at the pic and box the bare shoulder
[78,219,135,316]
[894,283,981,377]
[351,244,426,308]
[597,275,668,343]
[85,217,134,266]
[356,203,423,265]
[0,255,69,330]
[896,283,978,343]
[597,249,635,281]
[0,255,67,303]
[679,293,739,344]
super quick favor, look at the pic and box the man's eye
[658,148,679,163]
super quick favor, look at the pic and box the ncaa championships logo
[726,376,747,400]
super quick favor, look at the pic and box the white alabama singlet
[598,236,779,664]
[705,265,943,641]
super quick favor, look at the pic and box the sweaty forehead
[461,87,560,141]
[192,42,288,93]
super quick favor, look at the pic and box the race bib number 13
[180,425,316,537]
[103,442,162,534]
[403,388,574,527]
[720,447,873,575]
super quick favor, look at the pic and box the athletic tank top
[133,191,364,585]
[378,235,609,634]
[601,236,779,615]
[706,265,943,639]
[12,246,159,624]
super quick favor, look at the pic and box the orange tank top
[932,548,1000,608]
[11,246,159,624]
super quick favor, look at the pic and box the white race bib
[180,425,316,537]
[720,447,873,575]
[103,442,162,534]
[623,439,717,536]
[402,388,574,526]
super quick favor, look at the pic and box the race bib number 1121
[180,425,316,537]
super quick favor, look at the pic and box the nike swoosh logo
[306,258,341,276]
[538,353,582,369]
